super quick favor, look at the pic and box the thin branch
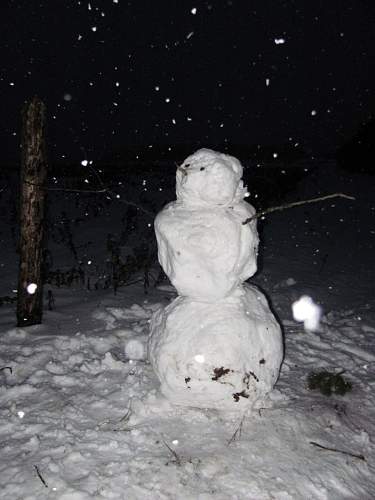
[81,162,156,216]
[309,441,365,461]
[118,405,132,423]
[115,277,145,288]
[0,366,12,374]
[23,180,155,217]
[162,439,182,466]
[243,193,356,225]
[227,414,246,445]
[97,400,133,431]
[43,186,108,194]
[34,465,48,488]
[106,191,156,217]
[86,161,107,189]
[23,179,106,193]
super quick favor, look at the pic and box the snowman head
[176,148,247,207]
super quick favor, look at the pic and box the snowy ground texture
[1,161,374,499]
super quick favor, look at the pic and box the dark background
[1,0,374,166]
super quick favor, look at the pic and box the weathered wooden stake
[16,97,48,327]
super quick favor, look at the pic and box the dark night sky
[1,0,375,164]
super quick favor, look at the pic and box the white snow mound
[148,284,283,410]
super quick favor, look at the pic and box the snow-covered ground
[0,162,374,499]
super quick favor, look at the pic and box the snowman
[148,149,283,410]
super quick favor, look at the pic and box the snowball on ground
[148,284,283,411]
[155,200,258,301]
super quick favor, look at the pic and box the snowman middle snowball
[148,148,283,410]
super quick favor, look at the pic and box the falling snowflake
[27,283,38,295]
[194,354,205,363]
[292,296,322,331]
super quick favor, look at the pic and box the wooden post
[16,97,48,327]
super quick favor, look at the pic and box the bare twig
[23,180,155,217]
[42,186,108,194]
[23,179,107,194]
[34,465,48,488]
[227,413,246,445]
[82,161,156,216]
[258,407,267,417]
[309,441,365,461]
[243,193,356,224]
[118,405,132,424]
[106,192,155,217]
[97,402,133,431]
[162,439,182,466]
[86,161,107,189]
[0,366,12,374]
[117,277,145,288]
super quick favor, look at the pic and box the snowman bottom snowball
[148,284,283,411]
